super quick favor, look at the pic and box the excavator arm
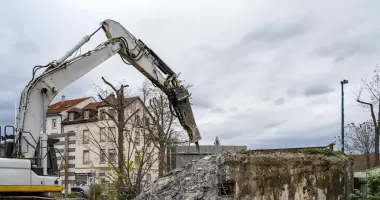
[102,20,201,146]
[13,19,201,174]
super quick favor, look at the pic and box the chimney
[61,95,65,104]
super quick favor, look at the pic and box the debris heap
[136,149,354,200]
[135,154,233,200]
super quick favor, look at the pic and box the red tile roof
[62,94,140,125]
[66,107,82,113]
[47,97,90,114]
[97,94,139,108]
[82,102,101,110]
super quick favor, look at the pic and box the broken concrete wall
[136,149,353,200]
[224,150,354,200]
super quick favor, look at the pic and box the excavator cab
[0,125,60,176]
[32,138,60,177]
[0,126,16,159]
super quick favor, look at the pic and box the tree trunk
[366,152,371,169]
[158,141,165,177]
[375,132,379,167]
[357,100,379,166]
[117,86,126,199]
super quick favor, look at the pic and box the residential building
[46,95,96,189]
[350,153,380,172]
[351,154,380,194]
[167,145,247,171]
[62,94,159,187]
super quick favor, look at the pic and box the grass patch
[302,148,339,156]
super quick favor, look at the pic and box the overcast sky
[0,0,379,150]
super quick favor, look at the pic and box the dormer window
[99,110,106,120]
[69,113,75,121]
[84,110,90,119]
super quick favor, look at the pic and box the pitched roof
[47,97,90,114]
[97,94,139,108]
[62,95,141,125]
[66,107,82,113]
[82,102,102,110]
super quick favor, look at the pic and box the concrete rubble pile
[135,154,233,200]
[136,149,354,200]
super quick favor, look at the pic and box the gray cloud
[249,135,334,150]
[313,37,379,63]
[286,89,297,98]
[303,85,334,97]
[240,18,313,45]
[307,96,329,106]
[0,1,378,150]
[11,40,39,54]
[264,121,284,129]
[229,106,238,112]
[274,98,285,105]
[210,106,224,113]
[249,122,339,149]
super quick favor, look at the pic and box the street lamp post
[341,79,348,153]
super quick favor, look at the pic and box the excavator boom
[0,19,201,198]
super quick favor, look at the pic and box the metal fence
[353,167,380,194]
[354,177,368,194]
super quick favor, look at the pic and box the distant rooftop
[61,94,141,125]
[47,97,90,114]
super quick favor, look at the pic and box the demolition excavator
[0,19,201,199]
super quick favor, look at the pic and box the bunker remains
[135,149,354,200]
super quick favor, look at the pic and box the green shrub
[88,184,106,200]
[67,193,82,198]
[350,172,380,200]
[302,148,337,156]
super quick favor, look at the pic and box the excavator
[0,19,201,199]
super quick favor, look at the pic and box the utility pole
[64,131,69,197]
[341,79,348,153]
[92,170,96,200]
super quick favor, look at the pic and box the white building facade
[62,94,159,189]
[46,95,96,189]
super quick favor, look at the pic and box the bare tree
[345,121,375,169]
[136,80,187,177]
[214,136,221,146]
[356,65,380,166]
[76,77,159,199]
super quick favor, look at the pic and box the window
[144,117,150,126]
[99,174,105,184]
[108,127,116,142]
[99,110,106,120]
[135,115,140,125]
[69,113,75,121]
[52,119,57,129]
[147,158,152,166]
[146,174,151,182]
[134,155,140,165]
[109,109,116,119]
[83,130,89,144]
[100,149,106,163]
[109,149,116,163]
[100,127,106,142]
[84,110,90,119]
[134,131,140,146]
[83,150,90,164]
